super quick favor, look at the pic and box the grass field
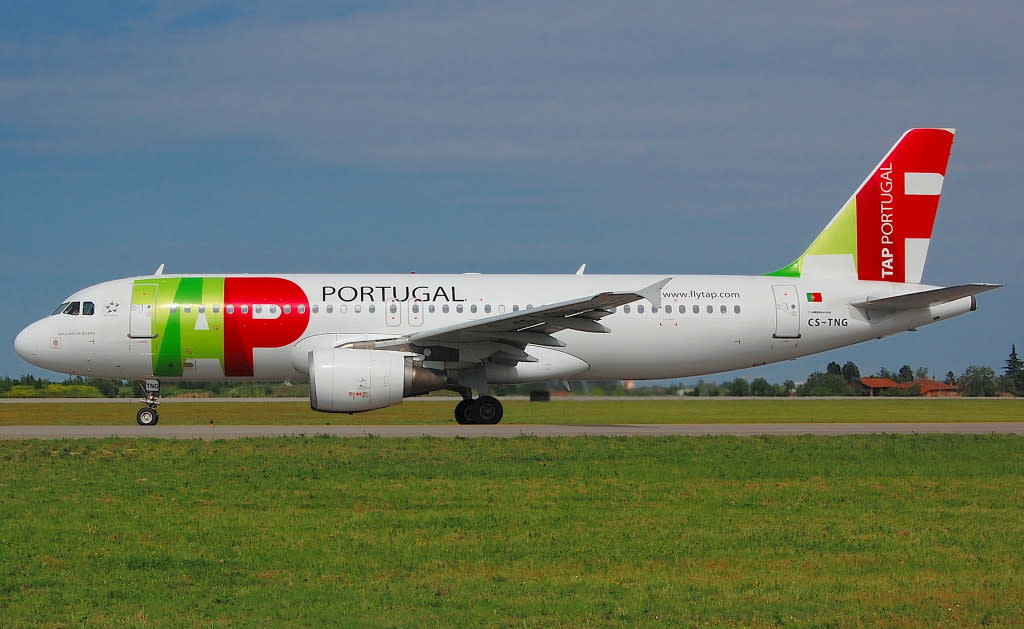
[1,435,1023,627]
[0,398,1023,426]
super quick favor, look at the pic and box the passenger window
[692,305,699,314]
[354,305,362,313]
[442,304,450,314]
[665,305,672,314]
[213,305,220,314]
[637,305,645,314]
[470,304,478,314]
[721,305,727,314]
[512,305,520,312]
[241,305,249,315]
[484,304,492,313]
[340,305,348,314]
[298,305,306,314]
[268,305,277,314]
[169,305,178,314]
[311,305,319,314]
[706,305,713,314]
[82,302,95,315]
[283,305,291,314]
[652,306,659,313]
[456,304,464,314]
[734,305,741,314]
[185,305,192,314]
[369,305,376,314]
[412,304,420,313]
[327,304,334,314]
[498,305,506,314]
[526,304,533,310]
[254,305,262,314]
[428,305,436,314]
[389,304,397,314]
[624,305,631,314]
[227,305,235,314]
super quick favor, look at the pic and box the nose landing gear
[136,379,161,426]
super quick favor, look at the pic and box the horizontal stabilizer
[852,283,1000,313]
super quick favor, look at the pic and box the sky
[2,0,1021,384]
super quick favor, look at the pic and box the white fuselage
[14,273,974,383]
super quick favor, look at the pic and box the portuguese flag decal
[806,292,823,303]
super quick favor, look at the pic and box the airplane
[14,128,999,426]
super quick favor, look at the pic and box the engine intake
[308,348,447,413]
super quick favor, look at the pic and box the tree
[958,365,998,397]
[725,378,750,397]
[783,380,796,396]
[750,377,774,397]
[877,367,893,379]
[826,361,842,376]
[914,366,930,380]
[840,361,861,382]
[1004,345,1024,395]
[897,365,914,383]
[944,371,957,385]
[799,372,850,396]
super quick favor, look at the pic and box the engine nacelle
[308,348,448,413]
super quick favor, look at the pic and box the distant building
[859,378,959,397]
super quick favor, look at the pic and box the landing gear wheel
[454,399,474,425]
[474,396,503,424]
[136,407,159,426]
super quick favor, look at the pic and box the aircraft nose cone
[14,325,39,362]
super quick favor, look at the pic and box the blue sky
[3,1,1021,383]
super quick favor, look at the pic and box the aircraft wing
[852,283,1001,313]
[367,278,671,361]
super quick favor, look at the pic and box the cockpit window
[63,302,81,315]
[82,302,95,315]
[52,302,70,316]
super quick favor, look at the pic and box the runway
[2,422,1023,440]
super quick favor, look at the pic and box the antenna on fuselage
[154,264,165,276]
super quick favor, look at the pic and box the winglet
[575,264,586,276]
[154,264,165,276]
[636,278,672,309]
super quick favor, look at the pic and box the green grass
[0,398,1022,425]
[1,435,1023,627]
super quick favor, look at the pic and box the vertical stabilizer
[769,128,955,283]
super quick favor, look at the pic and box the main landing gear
[136,379,161,426]
[454,395,504,425]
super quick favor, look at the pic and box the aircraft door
[408,300,424,327]
[129,283,159,338]
[771,285,801,339]
[386,299,401,327]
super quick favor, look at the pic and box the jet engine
[308,348,448,413]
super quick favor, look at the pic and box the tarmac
[2,422,1023,440]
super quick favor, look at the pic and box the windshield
[51,302,70,316]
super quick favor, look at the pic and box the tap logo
[133,277,310,377]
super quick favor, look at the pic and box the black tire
[454,399,474,425]
[472,396,504,425]
[136,407,159,426]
